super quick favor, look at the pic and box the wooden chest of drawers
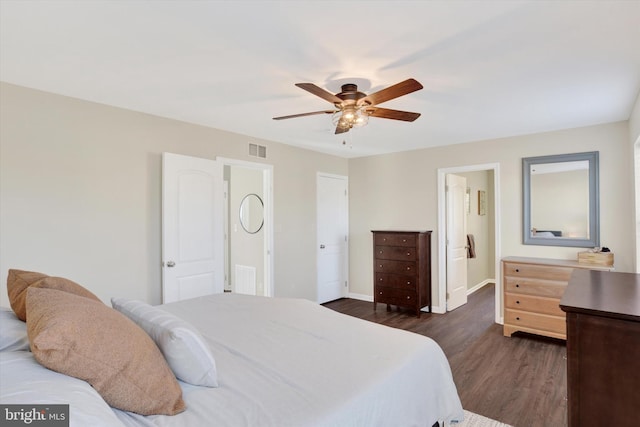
[502,256,612,340]
[561,270,640,427]
[372,231,431,317]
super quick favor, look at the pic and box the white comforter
[113,293,463,427]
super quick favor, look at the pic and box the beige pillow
[7,269,102,321]
[26,287,186,416]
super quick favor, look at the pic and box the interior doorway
[218,157,274,297]
[437,163,502,323]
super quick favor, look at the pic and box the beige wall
[1,83,636,311]
[349,121,633,309]
[0,83,348,307]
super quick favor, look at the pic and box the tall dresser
[502,256,612,340]
[560,270,640,427]
[372,230,431,317]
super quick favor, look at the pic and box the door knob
[320,244,325,249]
[166,261,176,267]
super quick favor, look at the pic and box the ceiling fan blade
[366,107,421,122]
[360,78,423,106]
[335,125,350,135]
[295,83,343,104]
[273,110,334,120]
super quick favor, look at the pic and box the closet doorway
[219,157,273,297]
[437,163,502,323]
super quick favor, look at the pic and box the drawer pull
[516,300,520,304]
[407,281,411,285]
[406,252,411,256]
[379,291,383,295]
[402,239,407,243]
[379,278,383,281]
[407,267,411,271]
[406,296,411,300]
[516,317,521,321]
[379,250,384,254]
[516,284,520,288]
[515,269,520,272]
[379,264,383,268]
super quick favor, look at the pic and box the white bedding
[113,293,463,427]
[1,293,463,426]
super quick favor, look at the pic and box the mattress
[113,293,463,427]
[0,294,463,426]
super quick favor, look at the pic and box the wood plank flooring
[323,284,567,427]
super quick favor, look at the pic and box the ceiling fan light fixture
[274,79,422,135]
[332,106,369,130]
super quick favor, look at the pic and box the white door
[162,153,224,303]
[317,173,348,304]
[446,173,468,311]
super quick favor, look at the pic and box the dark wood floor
[323,284,567,427]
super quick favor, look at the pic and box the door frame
[217,157,274,297]
[437,163,502,323]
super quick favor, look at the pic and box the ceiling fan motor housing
[336,84,368,107]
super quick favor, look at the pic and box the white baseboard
[467,279,495,295]
[430,305,445,314]
[347,292,373,302]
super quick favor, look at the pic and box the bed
[1,270,464,427]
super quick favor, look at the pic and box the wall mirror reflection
[239,193,264,234]
[523,151,599,247]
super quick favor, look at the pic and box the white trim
[635,135,640,273]
[347,292,373,302]
[437,163,502,323]
[216,157,274,298]
[430,304,446,314]
[467,279,494,295]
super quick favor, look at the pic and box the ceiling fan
[273,78,424,134]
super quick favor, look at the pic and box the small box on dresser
[502,256,613,340]
[372,230,432,318]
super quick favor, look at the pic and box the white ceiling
[1,1,639,158]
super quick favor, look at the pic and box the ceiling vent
[249,143,267,159]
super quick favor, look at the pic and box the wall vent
[249,143,267,158]
[234,264,257,295]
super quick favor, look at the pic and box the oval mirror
[239,193,264,234]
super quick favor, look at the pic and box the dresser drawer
[374,233,417,247]
[504,262,573,281]
[374,259,416,275]
[505,309,566,335]
[375,273,416,290]
[504,276,567,298]
[375,245,417,261]
[505,293,564,317]
[375,286,418,306]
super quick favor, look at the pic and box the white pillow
[0,351,125,427]
[111,297,218,387]
[0,306,30,352]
